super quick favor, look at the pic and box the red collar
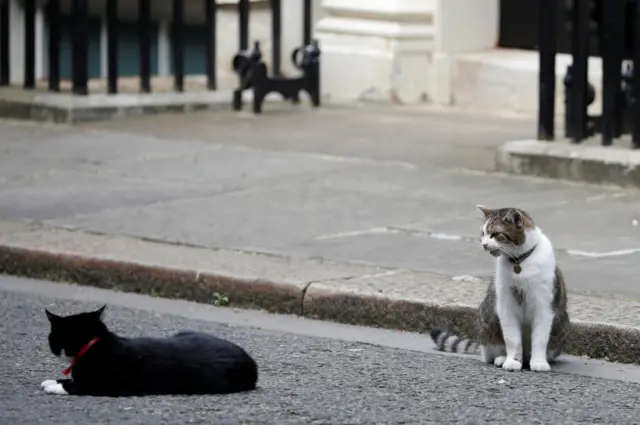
[62,337,100,376]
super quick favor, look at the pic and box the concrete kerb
[0,88,286,124]
[0,246,305,315]
[496,139,640,188]
[0,223,639,365]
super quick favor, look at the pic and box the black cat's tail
[429,329,480,355]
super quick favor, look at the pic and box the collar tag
[508,245,537,275]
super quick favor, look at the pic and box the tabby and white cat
[429,205,570,372]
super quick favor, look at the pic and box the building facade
[2,0,576,116]
[314,0,597,116]
[3,0,311,88]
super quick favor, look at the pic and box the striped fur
[429,329,480,355]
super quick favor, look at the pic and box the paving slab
[0,172,212,221]
[46,166,466,251]
[81,104,535,172]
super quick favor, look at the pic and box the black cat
[41,305,258,397]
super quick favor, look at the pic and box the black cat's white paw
[41,380,69,395]
[40,379,57,389]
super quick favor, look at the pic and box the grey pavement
[2,107,640,301]
[3,275,640,425]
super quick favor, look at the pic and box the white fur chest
[494,235,557,323]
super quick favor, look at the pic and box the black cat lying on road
[41,305,258,396]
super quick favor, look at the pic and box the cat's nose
[482,243,489,250]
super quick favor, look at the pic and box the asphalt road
[1,276,640,425]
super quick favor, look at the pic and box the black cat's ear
[476,205,493,218]
[45,309,57,323]
[94,304,107,318]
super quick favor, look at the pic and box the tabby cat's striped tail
[429,329,480,355]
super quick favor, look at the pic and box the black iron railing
[0,0,8,86]
[538,0,640,147]
[538,0,557,141]
[0,0,320,114]
[231,0,320,113]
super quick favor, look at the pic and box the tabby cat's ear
[476,205,493,218]
[504,209,524,227]
[45,309,57,323]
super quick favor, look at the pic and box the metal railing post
[138,0,151,93]
[172,0,184,92]
[0,0,9,86]
[71,0,88,95]
[567,0,590,142]
[23,0,35,89]
[106,0,119,94]
[601,0,626,146]
[538,0,557,140]
[205,0,217,90]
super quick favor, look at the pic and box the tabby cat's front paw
[501,358,522,371]
[529,359,551,372]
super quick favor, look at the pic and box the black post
[303,0,311,45]
[47,0,60,91]
[138,0,151,93]
[568,0,590,142]
[71,0,88,95]
[633,0,640,148]
[205,0,216,90]
[23,0,35,89]
[271,0,281,75]
[106,0,118,94]
[601,0,626,146]
[238,0,249,50]
[172,0,184,92]
[232,0,250,109]
[537,0,557,141]
[0,0,9,86]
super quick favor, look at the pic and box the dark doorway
[498,0,573,54]
[499,0,637,59]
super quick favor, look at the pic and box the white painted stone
[434,0,498,53]
[9,0,25,85]
[100,19,107,78]
[429,0,499,106]
[314,0,434,104]
[157,21,171,77]
[35,5,44,80]
[431,53,451,105]
[450,49,604,117]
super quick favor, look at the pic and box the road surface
[1,275,639,424]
